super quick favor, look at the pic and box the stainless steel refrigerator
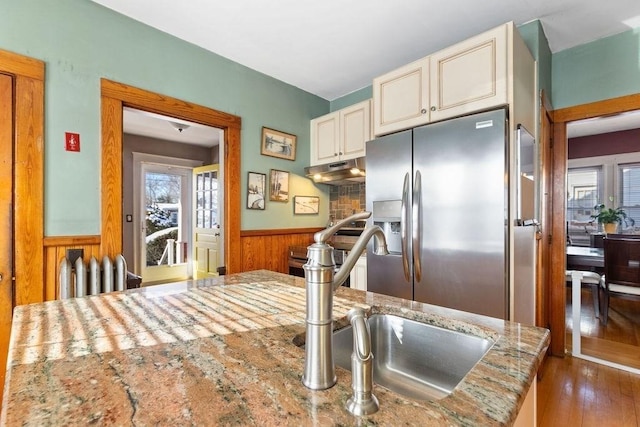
[366,108,509,319]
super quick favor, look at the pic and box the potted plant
[590,201,635,234]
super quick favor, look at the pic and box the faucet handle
[315,211,371,244]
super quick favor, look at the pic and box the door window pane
[567,167,601,246]
[195,169,218,229]
[145,171,182,266]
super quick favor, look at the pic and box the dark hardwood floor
[536,288,640,426]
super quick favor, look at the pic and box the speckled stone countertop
[1,270,549,426]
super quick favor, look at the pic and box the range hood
[305,157,366,186]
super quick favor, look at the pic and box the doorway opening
[562,106,640,373]
[123,107,223,285]
[100,79,242,278]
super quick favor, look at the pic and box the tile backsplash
[329,183,366,220]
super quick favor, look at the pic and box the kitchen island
[1,270,549,426]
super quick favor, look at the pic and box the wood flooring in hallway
[537,355,640,426]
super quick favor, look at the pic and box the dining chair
[601,234,640,325]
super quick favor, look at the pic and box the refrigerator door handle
[412,170,422,282]
[401,172,411,281]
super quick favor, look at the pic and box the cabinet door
[373,57,430,136]
[340,99,371,160]
[350,256,367,291]
[310,112,339,166]
[429,24,507,122]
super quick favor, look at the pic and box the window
[567,167,601,245]
[195,169,218,229]
[618,162,640,229]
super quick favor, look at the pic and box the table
[566,245,604,270]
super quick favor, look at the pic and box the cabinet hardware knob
[339,152,343,155]
[334,153,338,156]
[430,106,436,111]
[421,108,427,114]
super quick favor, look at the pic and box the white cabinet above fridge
[372,21,534,138]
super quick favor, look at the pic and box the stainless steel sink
[332,314,494,401]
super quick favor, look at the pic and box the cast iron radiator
[58,254,127,299]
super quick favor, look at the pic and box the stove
[288,227,365,286]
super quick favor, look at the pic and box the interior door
[193,164,220,278]
[0,72,14,401]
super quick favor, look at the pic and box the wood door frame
[0,49,45,304]
[537,92,553,332]
[100,79,242,273]
[549,93,640,355]
[0,49,44,404]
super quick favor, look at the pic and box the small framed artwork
[261,127,297,161]
[294,196,320,215]
[247,172,266,210]
[270,169,290,202]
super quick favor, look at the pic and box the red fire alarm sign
[65,132,80,152]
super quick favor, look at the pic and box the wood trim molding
[553,93,640,123]
[0,49,44,81]
[0,49,45,305]
[549,121,567,356]
[241,228,323,237]
[549,92,640,356]
[43,235,101,247]
[100,79,242,273]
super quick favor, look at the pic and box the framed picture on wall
[269,169,289,202]
[247,172,266,210]
[294,196,320,215]
[261,127,297,161]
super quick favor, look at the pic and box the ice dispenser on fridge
[372,200,402,254]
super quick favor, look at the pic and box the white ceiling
[123,107,221,147]
[568,110,640,138]
[92,0,640,101]
[103,0,640,141]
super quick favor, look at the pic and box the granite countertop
[1,270,549,426]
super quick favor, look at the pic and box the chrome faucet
[302,212,389,390]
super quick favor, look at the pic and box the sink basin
[332,314,494,401]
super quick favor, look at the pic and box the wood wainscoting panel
[240,228,321,273]
[43,236,101,301]
[43,229,317,298]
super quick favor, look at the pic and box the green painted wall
[0,0,330,235]
[330,86,372,112]
[552,28,640,109]
[518,21,552,104]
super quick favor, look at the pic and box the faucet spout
[302,212,389,391]
[333,225,388,291]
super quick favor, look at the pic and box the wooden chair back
[603,234,640,289]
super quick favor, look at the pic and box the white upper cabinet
[310,99,371,166]
[373,22,532,136]
[310,112,339,165]
[429,24,507,122]
[372,57,430,136]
